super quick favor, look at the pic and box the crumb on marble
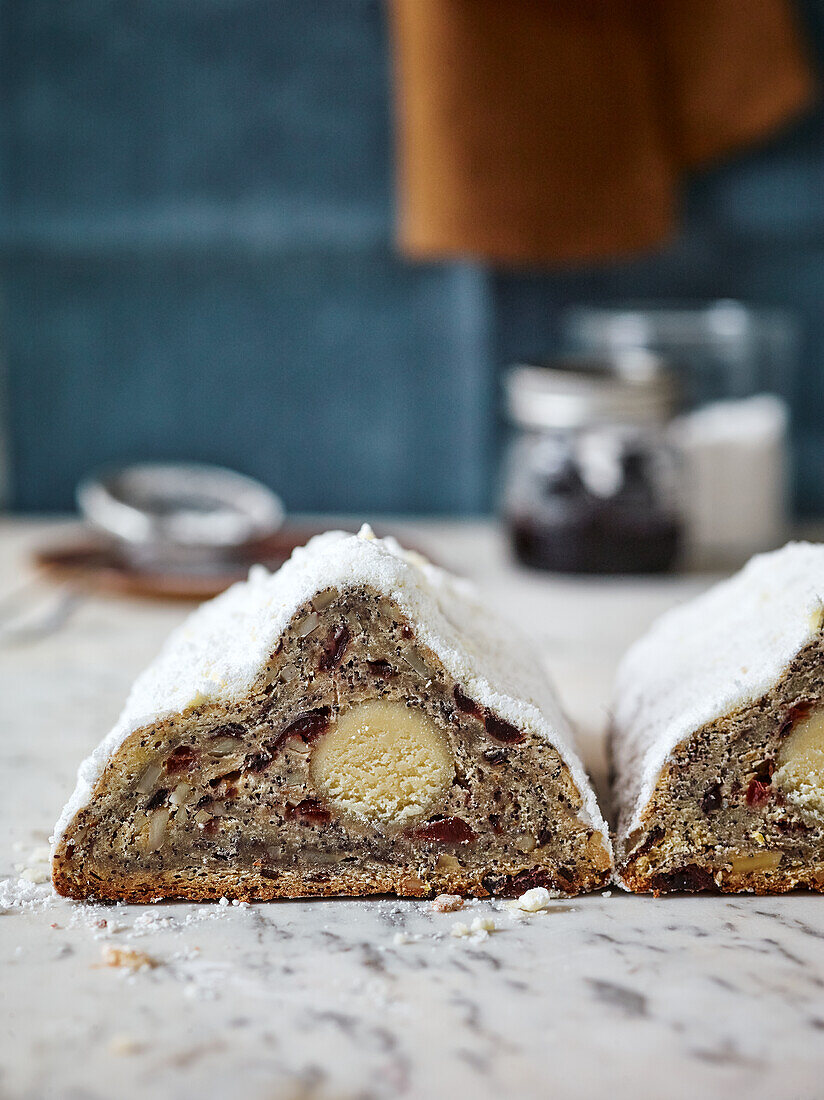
[430,893,464,913]
[108,1034,142,1056]
[506,886,552,913]
[100,946,158,972]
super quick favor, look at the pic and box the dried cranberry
[746,777,771,808]
[401,624,414,639]
[411,816,476,845]
[279,707,331,745]
[778,701,813,737]
[484,713,525,745]
[453,686,481,718]
[481,868,561,897]
[649,865,715,893]
[166,745,197,773]
[701,783,722,814]
[754,758,776,782]
[318,625,351,671]
[367,659,396,678]
[488,813,503,835]
[286,798,331,826]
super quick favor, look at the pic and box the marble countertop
[2,518,823,1100]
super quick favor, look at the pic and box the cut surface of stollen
[53,526,612,902]
[611,541,824,894]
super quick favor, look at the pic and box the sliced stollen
[611,541,824,894]
[53,526,611,902]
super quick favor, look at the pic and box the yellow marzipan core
[310,700,454,824]
[775,707,824,820]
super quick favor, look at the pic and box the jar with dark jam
[502,355,682,574]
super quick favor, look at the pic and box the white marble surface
[2,518,824,1100]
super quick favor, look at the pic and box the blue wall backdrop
[2,1,824,514]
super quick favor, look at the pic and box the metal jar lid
[505,351,678,430]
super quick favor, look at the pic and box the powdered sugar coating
[54,527,609,850]
[611,542,824,848]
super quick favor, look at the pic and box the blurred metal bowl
[77,462,284,570]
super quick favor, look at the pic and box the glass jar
[502,353,682,574]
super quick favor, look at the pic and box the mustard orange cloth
[390,0,814,265]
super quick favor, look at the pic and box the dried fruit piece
[280,708,332,745]
[649,864,715,894]
[286,798,331,826]
[318,625,351,671]
[366,659,396,678]
[482,748,508,766]
[166,746,196,774]
[453,686,481,718]
[484,713,526,745]
[745,777,771,808]
[412,816,476,845]
[701,782,722,813]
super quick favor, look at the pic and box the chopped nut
[729,851,782,874]
[312,588,338,611]
[296,612,320,638]
[101,946,158,971]
[515,835,537,854]
[208,736,243,755]
[402,648,431,679]
[435,853,461,874]
[146,808,170,851]
[430,893,464,913]
[136,763,162,795]
[169,782,192,808]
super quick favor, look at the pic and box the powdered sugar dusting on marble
[54,526,609,853]
[611,542,824,856]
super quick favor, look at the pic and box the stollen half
[612,542,824,894]
[53,527,611,902]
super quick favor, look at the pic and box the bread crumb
[430,893,463,913]
[393,932,412,946]
[471,916,496,934]
[108,1034,142,1056]
[602,889,613,898]
[100,946,158,971]
[450,921,472,938]
[506,886,552,913]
